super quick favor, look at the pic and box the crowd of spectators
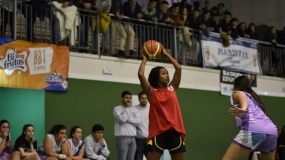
[0,0,285,57]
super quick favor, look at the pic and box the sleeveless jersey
[67,139,84,156]
[231,91,277,136]
[38,134,62,153]
[149,86,185,141]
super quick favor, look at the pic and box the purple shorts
[0,150,10,159]
[233,130,277,154]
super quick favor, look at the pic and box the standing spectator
[219,11,231,33]
[201,0,210,13]
[217,3,225,19]
[199,10,212,30]
[277,125,285,160]
[166,4,182,26]
[247,23,260,40]
[14,124,40,160]
[123,0,142,57]
[188,8,200,30]
[92,0,112,53]
[113,91,141,160]
[84,124,110,160]
[134,92,149,160]
[264,26,278,45]
[229,18,239,40]
[109,0,135,57]
[277,26,285,45]
[211,13,220,33]
[238,22,250,38]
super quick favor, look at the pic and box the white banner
[201,33,262,74]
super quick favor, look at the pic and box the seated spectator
[219,11,231,33]
[277,125,285,160]
[199,10,212,31]
[0,120,20,160]
[211,13,220,33]
[84,124,110,160]
[166,4,182,26]
[264,26,278,45]
[229,18,239,40]
[201,0,210,13]
[109,0,135,58]
[156,1,170,23]
[247,23,260,40]
[180,0,192,15]
[277,26,285,45]
[37,124,71,160]
[66,126,88,160]
[216,3,225,19]
[238,22,250,38]
[188,8,201,30]
[14,124,40,160]
[140,0,158,22]
[92,0,112,53]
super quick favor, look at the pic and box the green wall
[0,88,45,145]
[45,78,285,160]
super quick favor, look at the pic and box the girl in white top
[0,119,19,160]
[37,124,71,160]
[66,126,87,160]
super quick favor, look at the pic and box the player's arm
[228,92,248,117]
[43,135,64,158]
[138,54,152,97]
[160,44,181,90]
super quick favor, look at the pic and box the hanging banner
[220,69,257,96]
[0,38,69,91]
[201,33,262,74]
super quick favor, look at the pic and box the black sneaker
[129,50,136,57]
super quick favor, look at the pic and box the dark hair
[193,1,200,8]
[69,126,81,138]
[161,0,169,5]
[121,91,132,98]
[247,23,256,33]
[204,0,209,3]
[92,124,104,133]
[224,11,232,17]
[149,0,157,3]
[193,8,200,13]
[48,124,66,135]
[218,3,225,7]
[0,120,9,128]
[212,13,219,17]
[21,124,34,137]
[230,17,238,24]
[148,66,164,88]
[233,76,267,114]
[138,91,146,98]
[203,10,210,15]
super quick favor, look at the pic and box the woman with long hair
[14,124,40,160]
[37,124,71,160]
[0,119,20,160]
[247,23,260,40]
[222,76,278,160]
[138,44,186,160]
[66,126,87,160]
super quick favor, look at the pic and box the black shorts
[147,129,186,155]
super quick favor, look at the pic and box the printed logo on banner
[0,48,27,76]
[45,71,68,90]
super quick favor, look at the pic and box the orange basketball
[141,40,162,60]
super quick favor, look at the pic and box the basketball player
[138,44,186,160]
[66,126,87,160]
[223,76,277,160]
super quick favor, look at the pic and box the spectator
[140,0,157,22]
[84,124,110,160]
[113,91,141,160]
[264,26,278,45]
[201,0,210,13]
[92,0,112,53]
[277,125,285,160]
[180,0,192,15]
[166,4,182,26]
[238,22,250,38]
[156,0,170,23]
[123,0,142,57]
[109,0,135,58]
[219,11,231,33]
[66,126,87,160]
[192,1,200,10]
[211,13,220,33]
[229,17,239,40]
[199,10,212,30]
[134,92,149,160]
[277,26,285,45]
[217,3,225,19]
[74,0,93,53]
[247,23,260,40]
[188,8,201,30]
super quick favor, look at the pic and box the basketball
[141,40,162,60]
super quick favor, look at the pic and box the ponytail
[48,124,66,135]
[247,89,267,115]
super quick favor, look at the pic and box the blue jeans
[135,138,147,160]
[116,137,136,160]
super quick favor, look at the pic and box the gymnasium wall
[0,88,45,145]
[45,78,285,160]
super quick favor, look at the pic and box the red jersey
[148,85,186,141]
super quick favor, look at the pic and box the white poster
[201,33,262,74]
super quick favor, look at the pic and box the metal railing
[1,1,285,77]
